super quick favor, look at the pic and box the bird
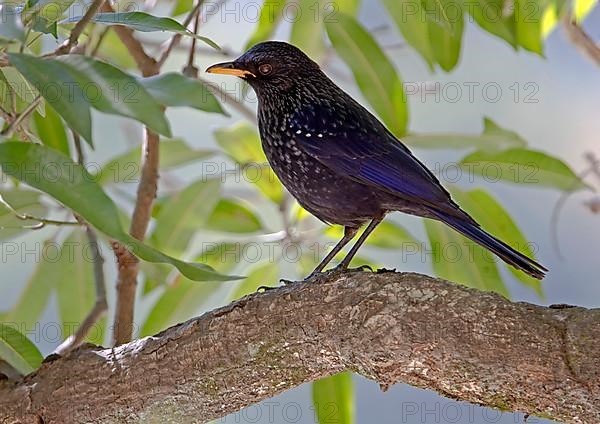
[206,41,547,280]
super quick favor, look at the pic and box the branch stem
[0,95,41,137]
[0,272,597,424]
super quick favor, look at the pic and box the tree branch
[95,2,163,345]
[562,13,600,67]
[100,3,159,77]
[112,128,160,345]
[53,0,106,55]
[0,271,597,423]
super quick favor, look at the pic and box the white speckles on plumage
[252,45,389,227]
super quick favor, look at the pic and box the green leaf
[312,372,355,424]
[32,105,70,156]
[382,0,463,70]
[214,123,284,203]
[459,148,589,191]
[325,221,418,249]
[574,0,596,22]
[95,30,138,70]
[0,240,58,329]
[23,0,76,38]
[140,277,220,336]
[0,324,43,375]
[337,0,362,14]
[382,0,436,70]
[514,0,545,54]
[0,189,47,240]
[205,198,262,233]
[230,262,279,300]
[141,242,241,334]
[404,134,523,150]
[8,53,171,145]
[97,139,215,185]
[541,2,559,38]
[482,117,527,145]
[214,122,267,164]
[427,0,464,71]
[139,73,226,114]
[290,0,326,61]
[55,230,105,344]
[0,142,238,281]
[404,117,527,150]
[7,55,95,143]
[466,0,516,47]
[424,219,508,297]
[172,0,193,16]
[0,67,45,116]
[449,187,543,294]
[64,12,220,49]
[152,179,221,256]
[31,15,58,37]
[326,14,408,137]
[23,0,76,26]
[0,79,10,114]
[245,0,288,50]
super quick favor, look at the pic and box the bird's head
[206,41,321,94]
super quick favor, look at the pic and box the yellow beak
[205,62,255,78]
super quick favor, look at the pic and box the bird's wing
[290,104,463,217]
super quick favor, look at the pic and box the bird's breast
[257,113,383,226]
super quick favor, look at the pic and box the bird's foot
[279,278,299,286]
[334,264,374,274]
[376,267,396,274]
[300,265,374,283]
[302,270,328,282]
[257,285,278,292]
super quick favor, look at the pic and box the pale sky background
[2,0,600,423]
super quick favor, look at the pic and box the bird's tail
[429,209,547,280]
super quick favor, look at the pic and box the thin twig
[562,13,600,67]
[19,26,32,53]
[54,218,107,355]
[100,3,159,76]
[0,95,41,137]
[92,3,162,345]
[53,132,108,354]
[585,151,600,183]
[0,144,84,232]
[156,0,205,67]
[549,155,596,258]
[53,0,107,55]
[0,103,11,120]
[89,27,111,57]
[182,4,201,78]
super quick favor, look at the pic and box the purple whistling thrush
[207,41,547,280]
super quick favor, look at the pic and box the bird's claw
[257,285,278,292]
[353,264,374,272]
[334,264,374,273]
[279,278,298,285]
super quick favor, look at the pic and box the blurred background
[1,0,599,422]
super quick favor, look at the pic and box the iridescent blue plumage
[206,41,547,280]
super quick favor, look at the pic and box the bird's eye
[258,63,273,75]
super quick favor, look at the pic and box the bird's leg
[304,226,359,280]
[336,216,384,271]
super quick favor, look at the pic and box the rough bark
[0,271,598,424]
